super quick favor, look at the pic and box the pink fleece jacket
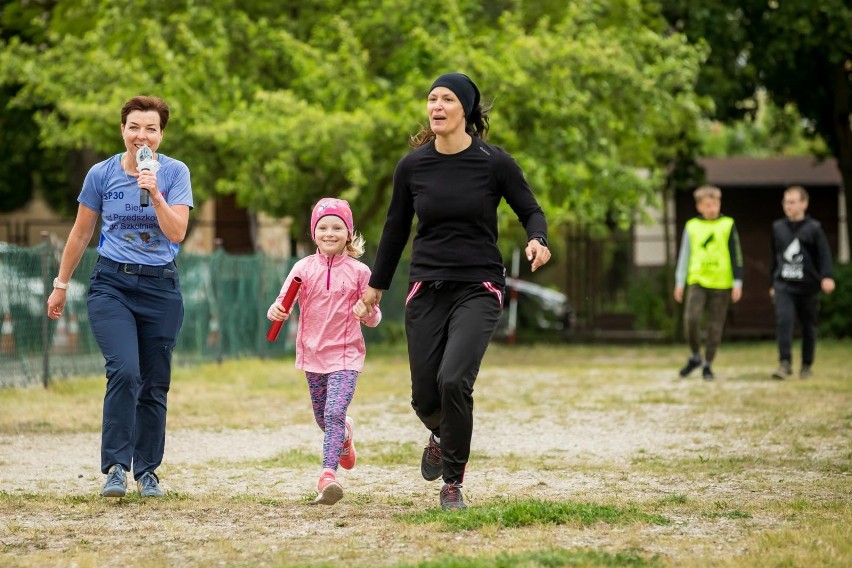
[277,251,381,373]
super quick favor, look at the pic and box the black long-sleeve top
[369,138,548,289]
[770,215,834,295]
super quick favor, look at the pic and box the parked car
[493,277,573,342]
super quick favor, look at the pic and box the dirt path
[2,394,725,496]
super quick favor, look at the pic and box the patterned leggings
[305,370,359,470]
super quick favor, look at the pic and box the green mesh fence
[0,243,409,388]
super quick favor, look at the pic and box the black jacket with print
[770,216,834,295]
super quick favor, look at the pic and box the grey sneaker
[440,482,467,510]
[800,365,812,379]
[421,434,442,481]
[137,472,164,498]
[771,361,793,380]
[101,464,127,498]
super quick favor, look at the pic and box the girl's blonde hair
[346,232,366,258]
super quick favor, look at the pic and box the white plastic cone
[68,314,80,353]
[287,312,298,346]
[52,317,70,354]
[1,313,15,356]
[207,315,220,349]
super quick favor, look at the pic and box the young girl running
[267,198,381,505]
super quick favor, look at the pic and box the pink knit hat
[310,198,354,240]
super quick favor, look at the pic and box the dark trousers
[405,281,503,484]
[774,289,820,366]
[684,284,731,363]
[87,261,184,480]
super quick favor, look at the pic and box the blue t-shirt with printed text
[78,153,193,265]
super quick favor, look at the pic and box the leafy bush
[820,262,852,338]
[626,269,677,338]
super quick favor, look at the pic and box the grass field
[1,341,850,567]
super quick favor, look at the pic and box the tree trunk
[830,63,852,260]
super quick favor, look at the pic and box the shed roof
[697,156,841,187]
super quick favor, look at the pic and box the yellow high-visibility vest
[685,216,735,289]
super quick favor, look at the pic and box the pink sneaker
[313,470,343,505]
[339,416,356,470]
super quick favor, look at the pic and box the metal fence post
[40,231,51,388]
[213,238,223,364]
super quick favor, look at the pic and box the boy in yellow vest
[673,185,744,379]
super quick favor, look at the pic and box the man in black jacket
[770,186,835,379]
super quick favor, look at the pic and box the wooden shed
[679,156,846,336]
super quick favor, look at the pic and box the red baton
[266,277,302,342]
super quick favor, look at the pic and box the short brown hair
[121,96,170,130]
[785,185,809,202]
[693,185,721,202]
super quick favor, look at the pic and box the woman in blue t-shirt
[46,95,193,499]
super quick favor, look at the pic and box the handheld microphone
[135,145,160,207]
[267,277,303,342]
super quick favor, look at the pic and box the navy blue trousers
[87,259,184,480]
[405,281,503,484]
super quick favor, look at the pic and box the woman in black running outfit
[360,72,551,510]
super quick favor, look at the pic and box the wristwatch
[52,277,69,290]
[530,236,548,248]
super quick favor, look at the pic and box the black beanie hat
[429,72,480,123]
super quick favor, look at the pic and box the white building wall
[633,196,677,267]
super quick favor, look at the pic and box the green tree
[701,92,830,157]
[1,0,707,246]
[660,0,852,237]
[0,1,71,215]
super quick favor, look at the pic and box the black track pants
[774,289,820,366]
[404,280,503,484]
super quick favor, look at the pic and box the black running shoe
[421,434,442,481]
[702,365,715,380]
[679,356,702,377]
[440,482,467,510]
